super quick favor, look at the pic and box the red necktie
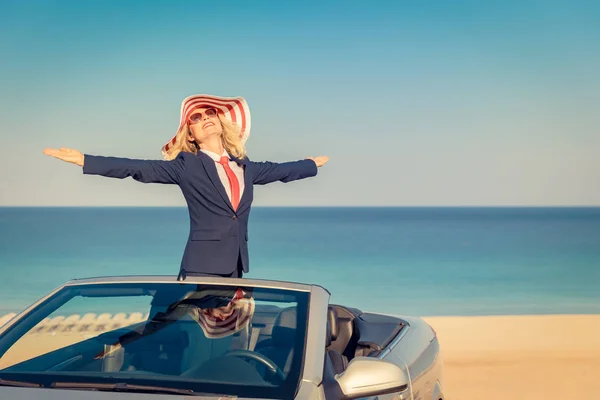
[219,156,240,210]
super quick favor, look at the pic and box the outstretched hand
[43,148,85,167]
[306,156,329,167]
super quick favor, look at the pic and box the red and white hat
[161,94,251,156]
[189,289,255,339]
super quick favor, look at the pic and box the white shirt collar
[200,149,229,163]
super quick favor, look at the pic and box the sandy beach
[1,313,599,399]
[424,315,600,400]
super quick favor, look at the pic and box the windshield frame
[0,281,312,399]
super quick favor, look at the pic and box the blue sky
[1,0,598,206]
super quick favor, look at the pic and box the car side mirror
[334,357,409,399]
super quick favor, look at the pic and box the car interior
[326,304,407,373]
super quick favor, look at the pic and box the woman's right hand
[43,148,85,167]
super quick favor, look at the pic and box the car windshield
[0,282,310,399]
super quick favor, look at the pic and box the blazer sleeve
[250,159,318,185]
[82,153,186,184]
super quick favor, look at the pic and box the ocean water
[0,207,599,317]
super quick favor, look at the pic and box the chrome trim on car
[64,275,327,293]
[376,323,410,359]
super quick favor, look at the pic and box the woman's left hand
[306,156,329,167]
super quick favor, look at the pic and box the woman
[44,94,328,278]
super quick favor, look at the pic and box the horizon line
[1,205,599,209]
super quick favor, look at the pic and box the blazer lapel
[231,155,252,211]
[197,152,234,211]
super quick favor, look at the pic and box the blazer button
[232,215,237,220]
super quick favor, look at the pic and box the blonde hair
[163,114,246,160]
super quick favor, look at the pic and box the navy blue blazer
[83,151,318,275]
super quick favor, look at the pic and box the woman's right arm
[43,147,185,185]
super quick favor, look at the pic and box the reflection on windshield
[189,287,255,339]
[96,287,255,359]
[0,283,308,400]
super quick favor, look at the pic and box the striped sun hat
[161,94,252,157]
[189,289,255,339]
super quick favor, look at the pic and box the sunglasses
[188,108,218,124]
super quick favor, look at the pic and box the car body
[0,276,444,399]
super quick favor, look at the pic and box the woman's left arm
[251,156,329,185]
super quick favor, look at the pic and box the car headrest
[272,306,297,347]
[327,306,339,347]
